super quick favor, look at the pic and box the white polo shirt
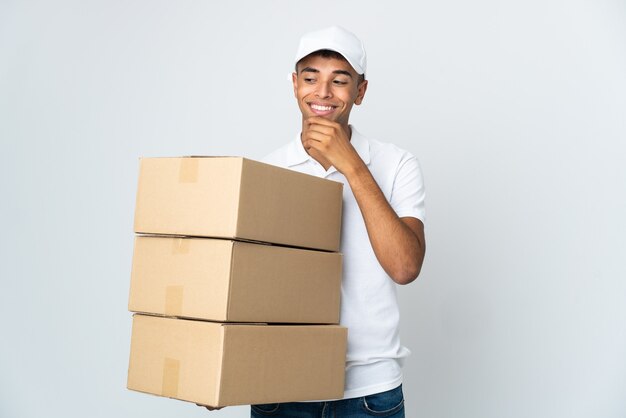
[263,126,426,400]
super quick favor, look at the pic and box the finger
[305,122,335,135]
[306,116,339,129]
[306,116,334,129]
[302,129,333,141]
[302,130,330,143]
[302,138,327,154]
[195,403,222,411]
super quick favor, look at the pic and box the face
[292,54,368,127]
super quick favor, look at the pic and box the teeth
[311,104,335,111]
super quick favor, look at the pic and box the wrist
[343,159,369,184]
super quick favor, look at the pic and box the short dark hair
[295,49,366,83]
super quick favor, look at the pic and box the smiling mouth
[309,103,337,114]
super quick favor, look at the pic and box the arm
[302,117,425,284]
[346,164,425,284]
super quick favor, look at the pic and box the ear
[292,72,298,98]
[354,79,368,105]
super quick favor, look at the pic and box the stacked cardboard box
[127,157,347,408]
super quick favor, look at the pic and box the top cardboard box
[134,157,343,252]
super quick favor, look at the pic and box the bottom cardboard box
[127,314,347,407]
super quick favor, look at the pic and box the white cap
[294,26,367,75]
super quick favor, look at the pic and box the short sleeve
[389,153,426,223]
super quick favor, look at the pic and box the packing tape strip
[171,238,190,254]
[162,357,180,398]
[165,285,184,316]
[178,158,199,183]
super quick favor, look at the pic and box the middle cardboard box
[129,235,343,324]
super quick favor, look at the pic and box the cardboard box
[128,235,342,324]
[134,157,343,252]
[127,314,347,407]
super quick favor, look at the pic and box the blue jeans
[250,384,405,417]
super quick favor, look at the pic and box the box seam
[225,241,236,320]
[128,236,138,312]
[215,325,227,406]
[234,158,245,238]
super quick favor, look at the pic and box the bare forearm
[344,163,425,284]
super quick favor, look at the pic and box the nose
[315,81,332,99]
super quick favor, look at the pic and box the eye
[333,79,349,86]
[304,77,316,83]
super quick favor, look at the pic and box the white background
[1,1,625,417]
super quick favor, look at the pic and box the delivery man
[256,26,426,418]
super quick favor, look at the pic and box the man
[253,26,427,418]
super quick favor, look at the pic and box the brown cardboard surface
[129,235,342,324]
[127,314,347,407]
[133,157,343,252]
[127,314,223,403]
[236,158,343,251]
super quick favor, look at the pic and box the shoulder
[365,135,420,172]
[368,137,413,158]
[261,142,294,168]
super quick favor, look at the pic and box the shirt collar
[285,125,371,168]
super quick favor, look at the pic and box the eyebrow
[300,67,353,79]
